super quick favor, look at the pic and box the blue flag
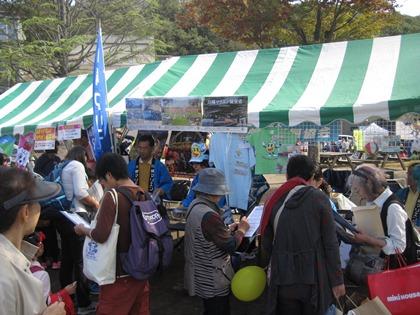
[92,25,112,160]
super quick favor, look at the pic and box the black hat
[2,179,61,211]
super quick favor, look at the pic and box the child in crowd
[24,232,77,315]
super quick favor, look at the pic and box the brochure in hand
[245,205,264,237]
[60,211,90,228]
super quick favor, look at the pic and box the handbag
[335,295,391,315]
[83,189,120,286]
[367,261,420,315]
[345,249,384,285]
[346,297,391,315]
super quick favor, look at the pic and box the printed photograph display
[143,97,163,124]
[161,97,202,126]
[126,97,163,129]
[202,96,248,127]
[126,96,249,132]
[126,98,145,130]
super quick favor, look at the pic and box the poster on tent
[57,124,81,140]
[16,132,35,169]
[143,98,163,126]
[34,127,56,150]
[126,97,164,130]
[127,97,204,131]
[161,97,202,128]
[288,121,340,143]
[126,98,145,130]
[202,96,248,132]
[247,127,299,174]
[380,135,401,153]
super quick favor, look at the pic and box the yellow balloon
[231,266,266,302]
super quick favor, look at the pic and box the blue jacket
[128,158,173,199]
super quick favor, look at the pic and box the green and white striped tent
[1,33,419,136]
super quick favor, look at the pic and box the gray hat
[192,168,228,196]
[2,179,61,211]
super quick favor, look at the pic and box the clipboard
[244,205,263,237]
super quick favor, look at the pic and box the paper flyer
[57,124,81,140]
[245,205,264,237]
[60,211,90,228]
[16,132,35,169]
[34,127,56,150]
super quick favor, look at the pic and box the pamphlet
[352,205,384,237]
[21,240,39,260]
[60,211,90,228]
[245,205,264,237]
[72,180,104,213]
[89,180,104,203]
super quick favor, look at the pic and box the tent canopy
[0,33,419,135]
[362,123,389,136]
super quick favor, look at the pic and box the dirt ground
[49,240,266,315]
[148,246,266,315]
[48,167,405,314]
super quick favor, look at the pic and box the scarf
[134,157,155,193]
[260,176,307,236]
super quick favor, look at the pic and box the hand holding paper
[60,211,90,228]
[237,217,250,235]
[245,205,263,237]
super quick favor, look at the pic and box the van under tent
[0,33,419,136]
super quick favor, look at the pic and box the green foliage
[0,0,155,84]
[281,0,399,44]
[381,14,420,36]
[181,0,401,47]
[152,0,245,57]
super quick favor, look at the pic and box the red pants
[96,277,150,315]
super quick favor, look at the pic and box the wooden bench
[351,159,382,167]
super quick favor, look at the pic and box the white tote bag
[83,189,120,285]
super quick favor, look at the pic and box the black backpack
[381,194,420,266]
[169,180,190,201]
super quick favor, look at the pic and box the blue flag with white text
[92,26,112,160]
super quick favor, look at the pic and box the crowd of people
[0,132,419,315]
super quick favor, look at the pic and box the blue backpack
[40,160,72,211]
[117,188,173,280]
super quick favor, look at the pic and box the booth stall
[1,32,420,208]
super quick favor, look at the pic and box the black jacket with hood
[261,185,343,315]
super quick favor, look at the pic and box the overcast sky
[396,0,420,16]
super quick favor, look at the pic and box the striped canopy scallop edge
[0,33,419,136]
